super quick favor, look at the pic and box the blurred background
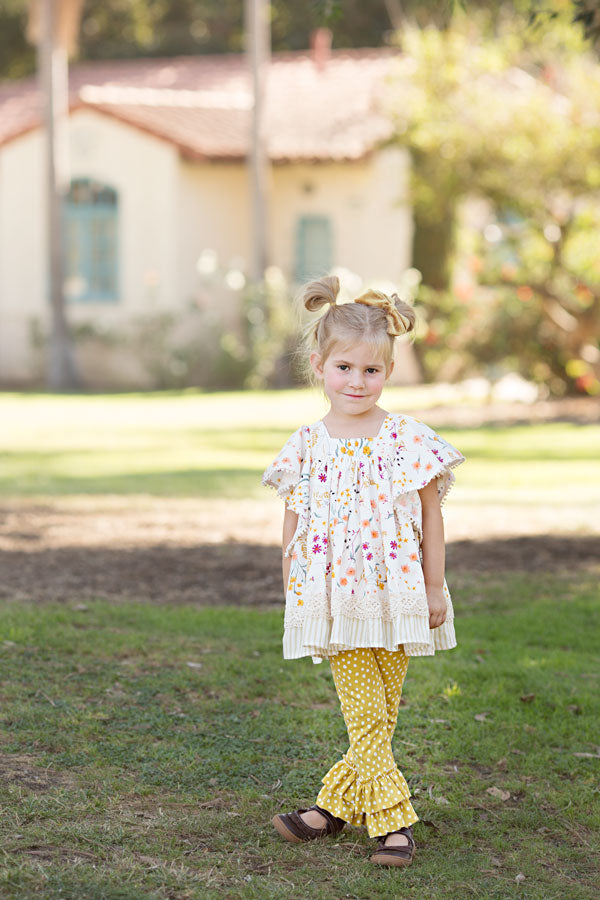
[0,0,599,400]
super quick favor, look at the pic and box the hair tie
[352,290,410,336]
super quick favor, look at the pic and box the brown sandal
[370,825,416,867]
[272,804,346,843]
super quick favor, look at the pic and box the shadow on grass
[0,535,598,606]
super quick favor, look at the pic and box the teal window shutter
[64,178,119,302]
[295,215,332,282]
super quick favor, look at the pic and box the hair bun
[390,293,416,335]
[302,275,340,312]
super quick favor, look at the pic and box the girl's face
[310,341,392,418]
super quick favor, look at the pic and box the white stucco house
[0,43,415,387]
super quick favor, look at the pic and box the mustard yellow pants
[315,646,419,838]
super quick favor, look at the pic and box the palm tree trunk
[39,0,82,389]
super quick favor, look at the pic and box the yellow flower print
[363,445,372,456]
[297,598,304,606]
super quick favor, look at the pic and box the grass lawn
[0,389,599,898]
[1,389,599,512]
[1,573,599,899]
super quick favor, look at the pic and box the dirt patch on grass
[0,753,76,792]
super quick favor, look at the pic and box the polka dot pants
[315,646,419,838]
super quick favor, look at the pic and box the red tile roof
[0,49,399,162]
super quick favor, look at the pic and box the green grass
[1,572,599,899]
[1,389,599,897]
[1,389,599,503]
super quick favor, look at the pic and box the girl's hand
[426,584,447,629]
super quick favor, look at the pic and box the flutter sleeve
[391,415,465,506]
[262,425,311,556]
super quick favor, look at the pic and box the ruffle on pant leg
[315,754,419,838]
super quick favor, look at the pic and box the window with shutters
[64,178,119,302]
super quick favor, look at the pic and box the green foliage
[3,2,600,81]
[391,13,600,395]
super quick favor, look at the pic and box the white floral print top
[262,413,465,664]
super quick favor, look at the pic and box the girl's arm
[418,479,447,628]
[282,506,299,592]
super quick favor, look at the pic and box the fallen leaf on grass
[520,693,536,702]
[490,857,503,867]
[486,787,510,800]
[573,751,600,758]
[474,712,490,722]
[515,873,526,883]
[186,662,202,669]
[495,757,507,770]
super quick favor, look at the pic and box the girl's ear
[387,359,395,378]
[310,351,324,379]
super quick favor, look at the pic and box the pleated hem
[316,757,419,838]
[283,612,456,663]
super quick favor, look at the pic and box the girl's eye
[338,365,349,371]
[367,368,378,374]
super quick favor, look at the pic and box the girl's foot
[272,805,346,843]
[370,825,415,867]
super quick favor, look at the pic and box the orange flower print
[413,435,423,443]
[370,499,377,511]
[337,558,342,566]
[340,577,348,586]
[343,514,349,522]
[413,461,421,470]
[346,567,356,576]
[410,553,418,561]
[378,493,386,501]
[371,530,379,539]
[425,462,433,471]
[361,519,370,527]
[282,456,291,463]
[297,598,303,605]
[401,564,410,573]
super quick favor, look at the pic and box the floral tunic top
[262,413,465,664]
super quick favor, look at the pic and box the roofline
[0,98,384,163]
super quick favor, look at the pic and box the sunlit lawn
[1,390,599,511]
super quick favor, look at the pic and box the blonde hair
[296,275,416,386]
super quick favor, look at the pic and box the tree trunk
[39,0,82,389]
[245,0,271,283]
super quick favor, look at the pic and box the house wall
[178,145,413,296]
[0,116,414,385]
[0,108,180,382]
[270,146,413,284]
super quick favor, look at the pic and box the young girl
[262,275,465,867]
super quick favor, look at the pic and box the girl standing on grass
[262,275,465,867]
